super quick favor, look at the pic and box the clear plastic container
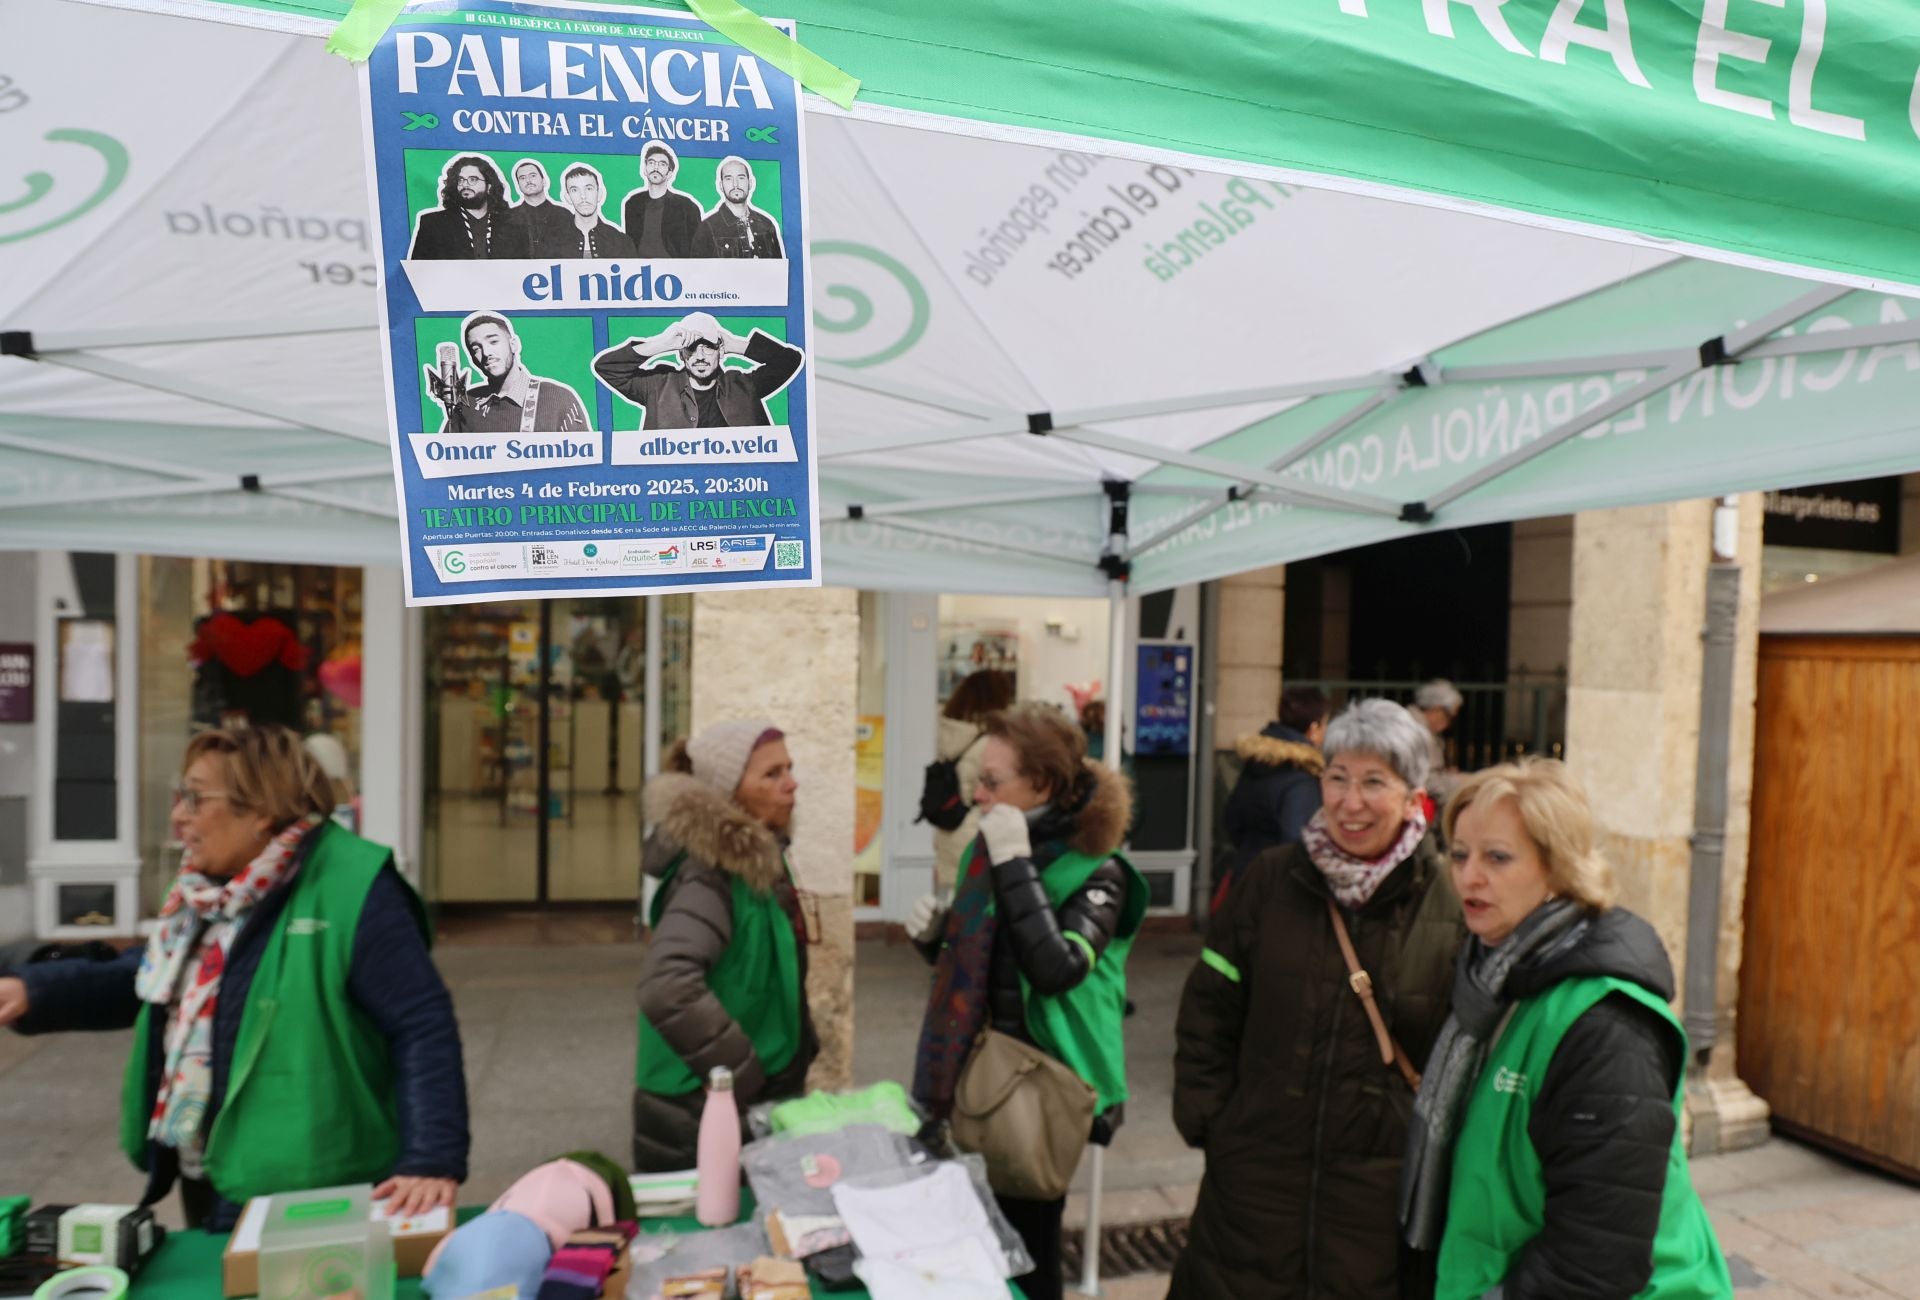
[257,1184,394,1300]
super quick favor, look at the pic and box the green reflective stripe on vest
[1199,947,1241,983]
[1436,976,1733,1300]
[1013,848,1147,1112]
[635,854,802,1096]
[119,825,423,1202]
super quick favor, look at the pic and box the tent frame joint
[240,475,263,493]
[1027,410,1054,435]
[1698,335,1731,367]
[845,504,865,520]
[0,331,35,359]
[1399,361,1435,388]
[1399,500,1434,525]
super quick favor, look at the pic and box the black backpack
[915,735,984,831]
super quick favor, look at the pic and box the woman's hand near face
[373,1174,458,1219]
[977,803,1032,865]
[0,976,27,1027]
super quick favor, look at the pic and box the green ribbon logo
[0,128,129,245]
[810,241,930,369]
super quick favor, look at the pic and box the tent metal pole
[815,364,1015,419]
[1740,316,1920,359]
[1263,388,1398,474]
[1082,561,1128,1299]
[27,317,374,353]
[1422,362,1697,513]
[35,352,387,444]
[0,428,229,482]
[846,513,1104,567]
[849,485,1096,516]
[1051,425,1401,516]
[644,596,664,780]
[269,487,398,519]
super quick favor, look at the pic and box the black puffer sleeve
[991,854,1128,996]
[1504,992,1683,1299]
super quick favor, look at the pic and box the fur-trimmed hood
[642,772,785,893]
[1041,759,1132,859]
[1235,727,1325,774]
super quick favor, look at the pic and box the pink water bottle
[695,1065,741,1226]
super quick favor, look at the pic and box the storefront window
[138,558,364,912]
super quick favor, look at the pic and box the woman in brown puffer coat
[631,719,818,1172]
[1169,699,1466,1299]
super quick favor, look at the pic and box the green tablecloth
[129,1197,1028,1298]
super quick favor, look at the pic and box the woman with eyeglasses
[0,725,467,1231]
[1170,698,1466,1299]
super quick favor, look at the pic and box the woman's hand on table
[373,1174,458,1219]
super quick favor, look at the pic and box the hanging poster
[1134,641,1192,756]
[358,0,818,605]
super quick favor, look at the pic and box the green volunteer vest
[1436,976,1733,1300]
[119,824,425,1202]
[1007,847,1148,1112]
[633,853,803,1097]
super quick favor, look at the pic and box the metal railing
[1289,673,1569,771]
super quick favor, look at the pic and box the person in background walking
[633,720,818,1171]
[1400,759,1731,1299]
[908,703,1147,1300]
[1170,698,1465,1299]
[930,669,1015,891]
[1215,685,1332,910]
[1409,679,1464,810]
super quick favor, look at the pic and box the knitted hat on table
[685,717,782,796]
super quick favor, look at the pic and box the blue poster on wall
[1135,641,1192,756]
[358,0,818,605]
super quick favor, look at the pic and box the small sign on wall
[1763,478,1902,554]
[0,642,31,723]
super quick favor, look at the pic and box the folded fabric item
[424,1160,616,1279]
[742,1124,919,1219]
[766,1083,923,1137]
[0,1196,29,1257]
[853,1236,1010,1300]
[420,1208,552,1300]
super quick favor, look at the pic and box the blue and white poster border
[358,0,821,605]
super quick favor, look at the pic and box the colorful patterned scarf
[135,815,320,1158]
[910,841,997,1122]
[1300,805,1429,909]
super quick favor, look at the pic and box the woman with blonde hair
[1400,758,1730,1299]
[0,725,467,1230]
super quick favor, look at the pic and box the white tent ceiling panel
[3,4,1919,597]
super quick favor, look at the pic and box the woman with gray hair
[1170,698,1466,1299]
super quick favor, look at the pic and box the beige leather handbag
[950,1027,1098,1200]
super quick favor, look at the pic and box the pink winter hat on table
[422,1158,617,1275]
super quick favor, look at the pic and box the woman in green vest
[908,702,1147,1300]
[633,719,819,1171]
[1400,759,1732,1299]
[0,726,468,1231]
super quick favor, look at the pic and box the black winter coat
[1488,907,1687,1299]
[14,834,468,1229]
[918,762,1136,1142]
[1220,724,1324,885]
[1170,836,1465,1300]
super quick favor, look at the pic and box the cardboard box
[221,1195,450,1298]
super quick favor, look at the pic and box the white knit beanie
[685,717,780,796]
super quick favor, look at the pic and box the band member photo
[560,163,636,259]
[426,313,589,434]
[689,156,783,259]
[622,143,702,258]
[593,310,802,429]
[508,158,578,260]
[409,155,531,260]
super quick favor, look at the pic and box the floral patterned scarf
[1299,805,1429,909]
[910,840,996,1122]
[134,815,320,1159]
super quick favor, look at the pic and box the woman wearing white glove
[908,703,1146,1300]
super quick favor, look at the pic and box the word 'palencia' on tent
[3,0,1919,597]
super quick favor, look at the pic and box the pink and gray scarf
[1299,805,1429,909]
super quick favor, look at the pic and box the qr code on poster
[530,545,559,568]
[773,540,804,570]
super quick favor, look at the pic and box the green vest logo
[0,129,130,245]
[286,918,330,936]
[1492,1065,1528,1094]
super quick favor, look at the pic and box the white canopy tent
[7,2,1920,600]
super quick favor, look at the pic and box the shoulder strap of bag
[1326,897,1423,1092]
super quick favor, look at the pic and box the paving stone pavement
[3,932,1915,1298]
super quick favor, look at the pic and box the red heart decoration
[195,613,299,678]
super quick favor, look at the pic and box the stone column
[691,586,860,1089]
[1565,496,1769,1154]
[1214,564,1285,746]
